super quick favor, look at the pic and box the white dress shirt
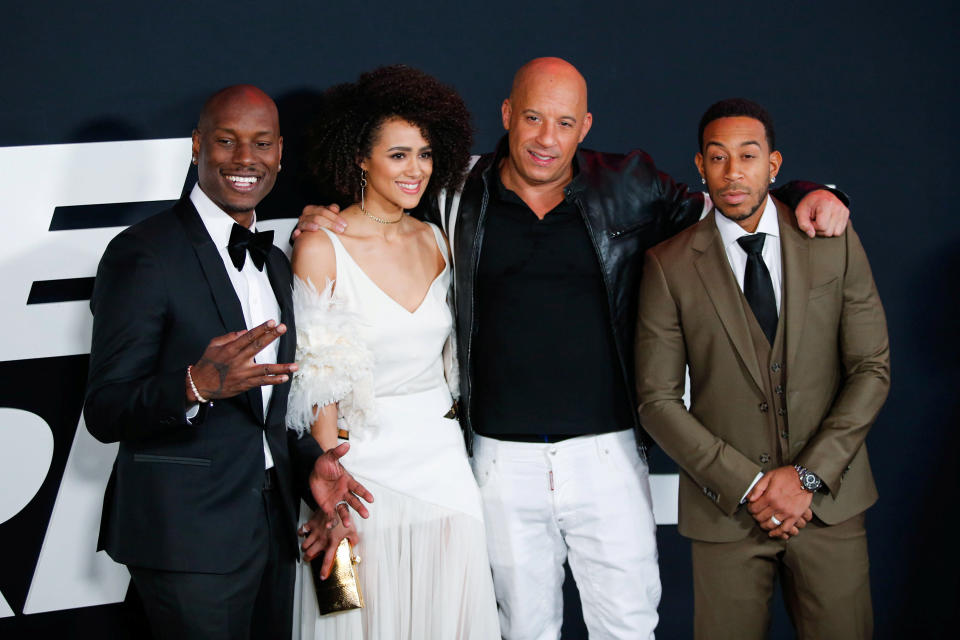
[190,184,280,470]
[714,195,783,501]
[714,194,783,316]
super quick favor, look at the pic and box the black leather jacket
[426,138,836,454]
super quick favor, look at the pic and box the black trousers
[129,470,296,640]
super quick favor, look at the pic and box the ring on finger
[770,515,782,526]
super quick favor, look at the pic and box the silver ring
[335,500,348,509]
[770,515,782,526]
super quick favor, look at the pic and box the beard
[714,184,769,223]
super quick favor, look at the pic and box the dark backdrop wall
[1,1,956,638]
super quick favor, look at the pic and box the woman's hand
[308,442,374,531]
[300,510,360,579]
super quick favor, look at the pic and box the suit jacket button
[760,453,770,464]
[781,431,789,439]
[771,363,781,372]
[775,385,784,395]
[759,402,769,412]
[777,408,787,416]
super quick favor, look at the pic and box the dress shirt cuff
[740,471,764,504]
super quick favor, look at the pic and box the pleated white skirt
[296,386,500,639]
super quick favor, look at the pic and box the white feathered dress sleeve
[285,276,377,439]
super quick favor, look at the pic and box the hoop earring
[360,169,367,212]
[770,176,776,184]
[701,177,706,185]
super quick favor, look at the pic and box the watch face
[802,472,821,491]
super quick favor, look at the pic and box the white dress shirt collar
[714,194,779,250]
[189,183,260,248]
[714,194,783,316]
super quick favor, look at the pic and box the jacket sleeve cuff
[288,429,324,509]
[772,180,850,209]
[152,368,199,427]
[793,449,844,498]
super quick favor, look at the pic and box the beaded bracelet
[186,365,208,404]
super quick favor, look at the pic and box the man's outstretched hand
[188,320,297,402]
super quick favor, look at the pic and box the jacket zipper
[464,181,491,445]
[570,191,648,459]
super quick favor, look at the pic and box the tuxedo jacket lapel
[693,214,765,393]
[265,248,293,360]
[264,247,294,425]
[175,198,264,423]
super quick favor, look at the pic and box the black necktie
[227,223,274,271]
[737,233,778,345]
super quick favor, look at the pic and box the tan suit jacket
[635,202,890,543]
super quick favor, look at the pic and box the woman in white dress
[286,66,500,639]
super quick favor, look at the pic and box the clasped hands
[746,466,814,540]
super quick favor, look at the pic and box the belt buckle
[443,401,459,420]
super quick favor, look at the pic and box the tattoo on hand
[198,357,230,399]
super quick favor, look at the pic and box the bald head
[197,84,279,132]
[191,84,283,220]
[500,57,593,193]
[509,57,588,113]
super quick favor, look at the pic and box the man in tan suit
[635,98,889,639]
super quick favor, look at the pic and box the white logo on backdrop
[0,139,681,618]
[0,139,191,617]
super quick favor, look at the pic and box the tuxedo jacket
[635,201,890,543]
[85,197,323,573]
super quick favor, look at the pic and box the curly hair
[307,65,473,207]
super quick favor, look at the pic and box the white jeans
[471,430,660,640]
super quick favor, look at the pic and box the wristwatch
[794,464,823,492]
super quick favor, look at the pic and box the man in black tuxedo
[85,85,372,640]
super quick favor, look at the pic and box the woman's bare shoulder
[291,228,336,282]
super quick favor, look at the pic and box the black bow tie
[227,223,274,271]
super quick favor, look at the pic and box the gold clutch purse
[310,538,364,615]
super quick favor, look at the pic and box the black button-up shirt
[471,169,633,438]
